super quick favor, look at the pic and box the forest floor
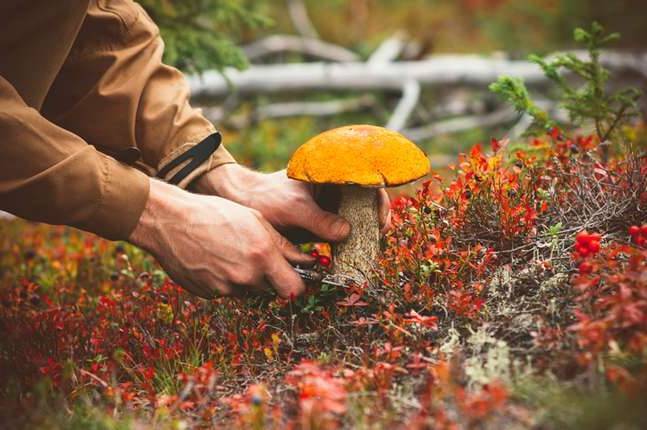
[1,124,646,429]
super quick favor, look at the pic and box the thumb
[299,201,351,242]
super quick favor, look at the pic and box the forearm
[0,75,149,240]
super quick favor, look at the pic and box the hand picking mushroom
[287,124,430,279]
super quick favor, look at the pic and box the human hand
[129,179,313,299]
[193,164,392,240]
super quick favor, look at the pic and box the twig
[286,0,319,39]
[210,96,377,129]
[79,369,109,388]
[387,80,421,131]
[402,107,517,141]
[256,95,376,120]
[368,32,407,65]
[243,35,359,63]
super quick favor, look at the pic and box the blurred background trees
[137,0,271,72]
[138,0,647,173]
[141,0,647,72]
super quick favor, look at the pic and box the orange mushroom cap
[287,124,430,187]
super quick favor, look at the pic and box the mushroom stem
[333,185,380,279]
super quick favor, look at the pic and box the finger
[164,268,215,299]
[296,199,351,242]
[231,280,273,297]
[181,278,219,299]
[258,217,315,265]
[263,249,307,299]
[378,189,393,234]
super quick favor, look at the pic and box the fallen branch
[188,52,647,98]
[402,107,517,141]
[287,0,319,39]
[202,96,377,129]
[368,32,407,64]
[368,32,421,131]
[386,80,421,131]
[243,35,359,63]
[255,95,376,120]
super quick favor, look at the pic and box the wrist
[129,178,180,252]
[193,163,259,203]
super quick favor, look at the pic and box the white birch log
[188,52,647,98]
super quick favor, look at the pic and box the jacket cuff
[80,153,150,240]
[157,128,236,189]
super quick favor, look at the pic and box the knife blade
[292,266,361,288]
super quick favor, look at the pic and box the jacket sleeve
[0,75,150,240]
[41,0,236,189]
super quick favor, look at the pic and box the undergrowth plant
[490,22,642,150]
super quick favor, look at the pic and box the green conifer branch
[490,22,641,145]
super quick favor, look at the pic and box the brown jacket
[0,0,235,240]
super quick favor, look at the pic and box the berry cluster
[575,231,601,257]
[310,247,331,267]
[575,231,602,274]
[628,224,647,246]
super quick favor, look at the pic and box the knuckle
[249,240,273,261]
[275,234,290,249]
[291,192,310,207]
[229,269,256,286]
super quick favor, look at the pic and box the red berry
[589,233,601,242]
[318,256,331,267]
[310,250,319,257]
[587,240,600,253]
[629,225,640,236]
[641,225,647,235]
[637,236,646,246]
[576,245,589,257]
[575,231,590,244]
[579,261,593,274]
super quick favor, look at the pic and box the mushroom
[287,124,430,279]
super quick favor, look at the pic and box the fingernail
[333,218,351,238]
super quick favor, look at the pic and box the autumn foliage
[1,120,645,428]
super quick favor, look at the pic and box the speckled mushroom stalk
[334,185,380,278]
[287,124,430,281]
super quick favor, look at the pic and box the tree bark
[333,186,379,280]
